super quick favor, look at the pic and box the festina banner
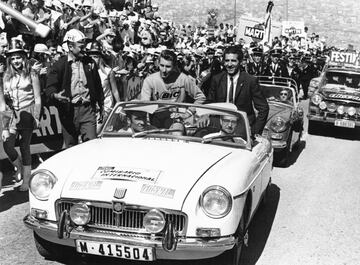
[329,51,360,65]
[282,21,305,37]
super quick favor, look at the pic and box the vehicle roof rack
[327,63,360,72]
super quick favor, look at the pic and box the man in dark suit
[46,29,104,148]
[264,49,289,78]
[202,46,269,135]
[299,56,317,99]
[247,47,266,76]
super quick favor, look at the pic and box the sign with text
[237,16,282,44]
[244,26,265,40]
[329,51,360,66]
[0,105,64,160]
[282,21,305,37]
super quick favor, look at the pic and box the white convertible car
[24,101,273,264]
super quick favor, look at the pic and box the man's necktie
[229,76,234,103]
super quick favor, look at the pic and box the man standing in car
[140,49,205,128]
[204,46,269,136]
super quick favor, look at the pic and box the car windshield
[324,71,360,89]
[260,85,295,106]
[102,102,249,148]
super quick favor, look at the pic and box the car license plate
[76,240,155,261]
[334,119,355,128]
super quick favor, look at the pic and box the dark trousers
[61,104,97,148]
[301,80,311,98]
[3,129,33,166]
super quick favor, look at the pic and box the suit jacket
[45,55,104,119]
[207,71,269,135]
[247,62,266,76]
[264,62,289,78]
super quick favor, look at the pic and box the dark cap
[252,47,263,56]
[270,48,282,57]
[87,41,102,55]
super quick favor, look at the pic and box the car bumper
[24,214,235,260]
[307,114,360,128]
[271,140,287,150]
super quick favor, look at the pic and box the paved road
[1,99,360,265]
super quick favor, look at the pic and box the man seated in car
[204,114,246,143]
[120,110,184,135]
[118,110,156,133]
[278,88,292,103]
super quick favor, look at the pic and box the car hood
[321,84,360,103]
[59,138,232,210]
[267,103,292,122]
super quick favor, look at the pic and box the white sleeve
[184,75,206,104]
[140,77,153,100]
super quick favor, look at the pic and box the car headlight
[327,103,336,112]
[30,170,57,201]
[347,107,356,116]
[200,186,232,219]
[143,209,166,233]
[319,101,327,110]
[69,203,91,226]
[311,94,323,105]
[270,116,287,133]
[337,105,344,115]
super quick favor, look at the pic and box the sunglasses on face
[280,92,288,96]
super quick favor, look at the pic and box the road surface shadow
[287,140,306,167]
[1,160,28,211]
[0,157,41,211]
[308,123,360,141]
[240,184,280,265]
[273,140,306,168]
[0,182,29,212]
[42,185,280,265]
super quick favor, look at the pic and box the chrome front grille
[56,201,186,235]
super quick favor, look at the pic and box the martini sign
[244,24,265,41]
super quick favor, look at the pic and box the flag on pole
[264,1,274,43]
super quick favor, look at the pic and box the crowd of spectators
[0,0,334,98]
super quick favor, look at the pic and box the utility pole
[286,0,289,20]
[234,0,237,26]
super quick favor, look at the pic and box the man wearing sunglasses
[279,89,291,103]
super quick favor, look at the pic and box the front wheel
[275,130,292,167]
[222,210,248,265]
